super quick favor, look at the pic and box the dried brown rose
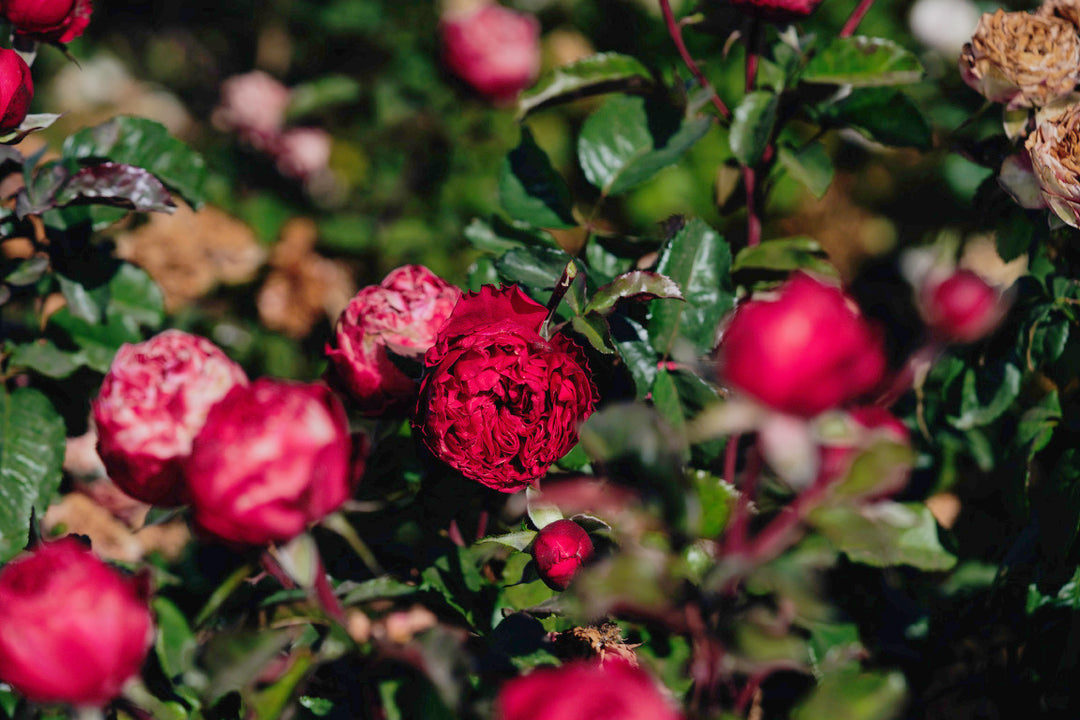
[1038,0,1080,29]
[960,9,1080,109]
[1026,102,1080,227]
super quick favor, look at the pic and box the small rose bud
[186,378,357,545]
[92,330,248,506]
[728,0,823,22]
[921,269,1003,344]
[0,49,32,133]
[2,0,92,44]
[717,272,887,418]
[532,519,594,590]
[0,537,153,707]
[441,3,540,103]
[1027,103,1080,228]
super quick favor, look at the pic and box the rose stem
[311,552,347,625]
[743,19,763,248]
[839,0,876,37]
[539,260,578,340]
[723,441,761,556]
[738,479,830,566]
[659,0,731,120]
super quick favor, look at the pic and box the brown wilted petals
[1026,102,1080,227]
[1038,0,1080,29]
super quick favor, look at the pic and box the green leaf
[578,95,712,196]
[777,142,834,199]
[6,340,85,379]
[340,576,419,605]
[732,236,836,277]
[803,36,924,87]
[809,502,956,572]
[948,362,1022,430]
[815,88,932,149]
[58,273,107,324]
[570,312,616,354]
[286,75,362,120]
[730,91,778,167]
[585,271,683,315]
[526,486,563,529]
[610,315,659,401]
[62,116,207,208]
[463,216,555,254]
[154,597,197,678]
[4,255,48,285]
[518,52,653,118]
[494,246,576,291]
[107,262,165,330]
[1027,566,1080,614]
[0,387,65,563]
[498,127,575,229]
[54,162,176,213]
[476,530,537,552]
[647,219,734,355]
[792,669,907,720]
[652,367,687,437]
[1032,448,1080,557]
[688,470,737,537]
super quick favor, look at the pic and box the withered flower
[1026,102,1080,227]
[1038,0,1080,30]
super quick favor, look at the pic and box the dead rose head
[960,9,1080,109]
[186,379,357,545]
[327,265,461,415]
[1038,0,1080,30]
[494,661,683,720]
[2,0,91,43]
[92,330,248,506]
[1026,102,1080,228]
[0,537,153,707]
[717,272,887,419]
[414,285,597,493]
[441,2,541,103]
[0,48,32,133]
[532,518,595,590]
[728,0,823,23]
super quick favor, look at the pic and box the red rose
[3,0,91,43]
[532,519,594,590]
[718,272,886,418]
[93,330,248,506]
[186,379,356,545]
[414,285,597,493]
[729,0,823,22]
[327,265,461,415]
[817,406,911,496]
[441,3,541,103]
[921,269,1003,344]
[495,661,683,720]
[0,537,153,707]
[0,49,32,133]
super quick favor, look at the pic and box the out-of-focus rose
[414,285,597,492]
[532,519,594,590]
[186,379,356,545]
[729,0,823,22]
[1027,103,1080,227]
[0,49,32,133]
[494,661,683,720]
[2,0,91,43]
[909,0,981,57]
[441,3,540,103]
[274,127,332,180]
[921,269,1004,343]
[93,330,248,506]
[327,265,461,415]
[817,406,912,497]
[0,537,153,707]
[212,70,291,150]
[959,10,1080,109]
[718,272,887,418]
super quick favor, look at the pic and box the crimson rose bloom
[0,537,153,707]
[532,519,594,590]
[3,0,92,43]
[0,49,32,133]
[495,661,683,720]
[186,379,356,545]
[93,330,248,506]
[921,269,1003,344]
[729,0,823,22]
[718,272,886,418]
[327,265,461,415]
[414,285,597,492]
[441,3,541,103]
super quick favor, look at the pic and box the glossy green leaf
[477,530,537,552]
[816,88,932,149]
[777,142,834,199]
[154,597,197,678]
[495,246,576,291]
[570,312,616,354]
[463,216,555,254]
[730,91,778,167]
[948,362,1022,430]
[732,236,837,276]
[803,36,924,87]
[6,339,86,379]
[55,162,176,213]
[4,255,48,285]
[498,127,575,229]
[792,669,907,720]
[809,502,956,571]
[585,271,683,315]
[518,52,653,118]
[610,314,659,401]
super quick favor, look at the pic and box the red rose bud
[729,0,823,22]
[921,269,1003,344]
[92,330,248,506]
[3,0,92,43]
[186,379,357,545]
[0,49,32,133]
[327,265,461,415]
[532,519,594,590]
[414,285,597,492]
[0,537,153,707]
[817,406,911,496]
[718,272,886,418]
[441,2,541,103]
[495,661,684,720]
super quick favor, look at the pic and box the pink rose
[327,265,461,416]
[0,49,32,133]
[92,330,248,506]
[414,285,597,493]
[275,127,332,180]
[441,3,541,103]
[2,0,91,44]
[920,269,1004,344]
[718,272,887,418]
[186,379,356,545]
[729,0,823,22]
[0,537,153,707]
[495,661,683,720]
[532,519,594,590]
[212,71,292,150]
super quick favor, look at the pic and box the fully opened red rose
[414,285,597,493]
[3,0,92,44]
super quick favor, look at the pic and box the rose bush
[532,518,594,590]
[2,0,91,43]
[0,48,32,133]
[1027,102,1080,228]
[0,537,153,707]
[92,329,248,506]
[440,2,540,103]
[186,379,356,545]
[414,284,596,492]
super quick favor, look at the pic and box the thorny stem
[839,0,876,37]
[658,0,731,120]
[540,260,578,339]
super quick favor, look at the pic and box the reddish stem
[723,444,761,555]
[743,20,763,247]
[839,0,876,37]
[739,480,830,566]
[312,553,347,625]
[659,0,731,119]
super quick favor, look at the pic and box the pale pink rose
[441,3,540,103]
[1027,103,1080,227]
[212,70,292,150]
[274,127,332,180]
[92,330,248,506]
